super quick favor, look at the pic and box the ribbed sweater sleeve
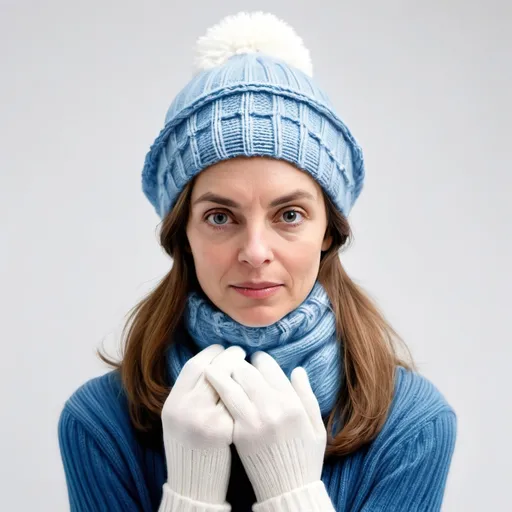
[358,411,457,511]
[59,403,232,512]
[58,407,144,511]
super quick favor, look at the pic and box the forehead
[191,156,322,199]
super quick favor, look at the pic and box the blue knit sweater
[58,364,457,511]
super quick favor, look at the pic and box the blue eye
[204,209,306,231]
[282,210,301,223]
[210,212,229,226]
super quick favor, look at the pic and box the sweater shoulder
[58,370,131,439]
[353,365,458,478]
[383,365,457,439]
[394,365,456,414]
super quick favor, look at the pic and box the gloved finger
[205,364,257,424]
[291,367,325,436]
[250,351,295,394]
[195,345,247,410]
[231,359,274,409]
[215,399,235,439]
[172,344,225,395]
[190,372,220,407]
[207,345,247,372]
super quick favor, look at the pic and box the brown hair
[98,172,417,458]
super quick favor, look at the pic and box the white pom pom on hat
[194,11,313,77]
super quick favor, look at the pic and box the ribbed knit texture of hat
[141,52,365,220]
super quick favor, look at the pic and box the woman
[58,11,457,512]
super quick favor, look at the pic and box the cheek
[192,238,232,269]
[279,238,322,269]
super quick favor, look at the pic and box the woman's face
[186,156,332,327]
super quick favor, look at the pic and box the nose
[237,224,274,268]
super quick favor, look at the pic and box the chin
[230,306,288,328]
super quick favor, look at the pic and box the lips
[232,282,282,290]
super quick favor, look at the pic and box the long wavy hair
[98,171,417,458]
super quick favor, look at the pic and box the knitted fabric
[166,280,342,417]
[141,52,365,220]
[58,364,458,511]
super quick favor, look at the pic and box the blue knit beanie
[141,12,365,220]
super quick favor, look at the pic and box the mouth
[231,283,283,290]
[230,284,283,299]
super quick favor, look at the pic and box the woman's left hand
[204,350,327,504]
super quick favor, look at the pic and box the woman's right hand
[161,344,246,506]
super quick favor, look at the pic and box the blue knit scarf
[166,280,343,417]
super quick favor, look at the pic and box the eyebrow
[192,189,316,208]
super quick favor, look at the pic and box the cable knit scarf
[166,280,343,417]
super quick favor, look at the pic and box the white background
[1,0,510,510]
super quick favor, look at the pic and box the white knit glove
[205,351,335,512]
[159,344,246,512]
